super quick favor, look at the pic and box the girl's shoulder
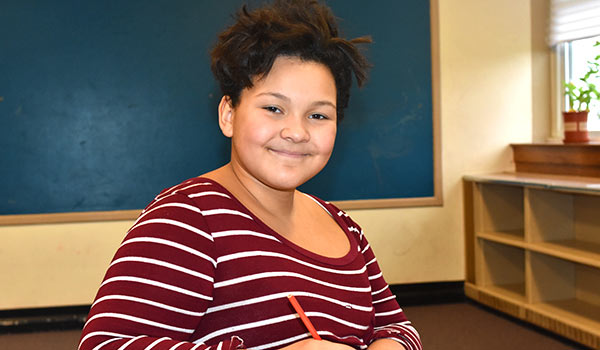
[149,176,240,211]
[304,194,366,244]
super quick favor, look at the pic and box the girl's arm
[79,193,237,350]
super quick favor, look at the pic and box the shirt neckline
[197,177,358,266]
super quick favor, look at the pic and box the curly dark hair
[210,0,372,122]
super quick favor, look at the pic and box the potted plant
[562,40,600,143]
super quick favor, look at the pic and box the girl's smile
[268,148,310,158]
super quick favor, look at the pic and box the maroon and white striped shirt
[79,177,422,350]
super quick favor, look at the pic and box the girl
[79,1,422,349]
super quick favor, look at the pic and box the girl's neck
[205,163,298,219]
[205,163,351,259]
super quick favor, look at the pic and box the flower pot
[563,111,589,144]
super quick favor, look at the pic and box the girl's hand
[367,339,406,350]
[280,338,356,350]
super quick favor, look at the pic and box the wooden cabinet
[464,173,600,349]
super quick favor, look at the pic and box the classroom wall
[531,0,552,142]
[353,0,535,284]
[0,0,541,309]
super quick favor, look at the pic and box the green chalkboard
[0,0,435,215]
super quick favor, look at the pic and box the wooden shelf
[477,231,526,248]
[465,172,600,194]
[482,283,527,303]
[528,301,600,348]
[531,240,600,269]
[542,299,600,330]
[465,282,526,319]
[464,172,600,349]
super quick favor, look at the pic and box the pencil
[287,294,322,340]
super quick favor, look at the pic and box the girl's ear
[218,96,234,138]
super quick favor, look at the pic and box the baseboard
[0,281,465,333]
[0,305,89,334]
[390,280,466,306]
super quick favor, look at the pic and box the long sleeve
[339,211,422,350]
[79,192,244,350]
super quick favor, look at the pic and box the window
[561,35,600,132]
[549,0,600,140]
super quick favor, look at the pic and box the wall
[353,0,534,284]
[0,0,538,309]
[531,0,552,142]
[0,221,130,308]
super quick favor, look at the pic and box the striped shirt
[79,177,422,350]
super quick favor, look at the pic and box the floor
[402,301,591,350]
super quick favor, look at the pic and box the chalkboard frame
[0,0,441,225]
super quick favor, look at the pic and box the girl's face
[219,56,337,192]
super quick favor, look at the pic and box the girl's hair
[210,0,372,122]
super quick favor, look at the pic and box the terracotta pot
[563,111,589,143]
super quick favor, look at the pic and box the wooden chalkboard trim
[0,209,141,226]
[430,0,443,208]
[336,196,442,210]
[0,195,443,225]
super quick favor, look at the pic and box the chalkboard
[0,0,437,216]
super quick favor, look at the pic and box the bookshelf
[464,172,600,349]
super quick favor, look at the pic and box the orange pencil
[287,294,322,340]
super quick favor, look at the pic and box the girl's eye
[263,106,282,114]
[309,113,328,120]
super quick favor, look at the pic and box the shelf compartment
[474,183,524,239]
[527,188,600,266]
[528,252,600,342]
[475,239,526,303]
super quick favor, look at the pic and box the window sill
[510,143,600,178]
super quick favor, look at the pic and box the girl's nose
[280,116,310,143]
